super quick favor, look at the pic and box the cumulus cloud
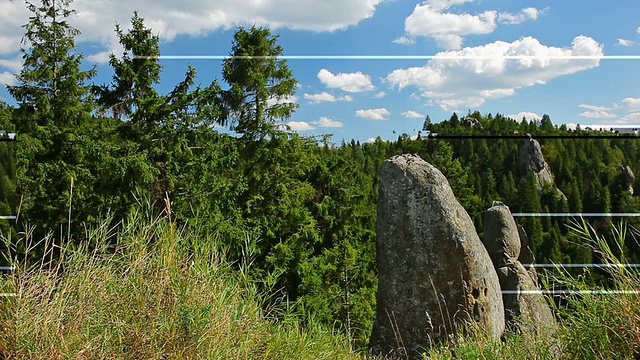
[498,7,541,25]
[386,36,603,110]
[401,110,425,118]
[405,2,496,50]
[373,91,386,98]
[579,103,619,111]
[579,110,616,119]
[623,97,640,112]
[0,71,16,86]
[403,1,544,50]
[267,94,298,107]
[286,121,315,131]
[618,38,635,47]
[356,108,390,120]
[392,36,416,45]
[317,68,375,92]
[0,55,21,85]
[366,137,377,143]
[507,112,541,121]
[313,116,344,127]
[0,55,23,72]
[303,92,352,103]
[0,0,384,56]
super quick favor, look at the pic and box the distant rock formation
[519,136,566,199]
[369,154,504,359]
[618,165,635,195]
[483,203,556,338]
[462,116,484,130]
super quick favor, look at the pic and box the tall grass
[552,219,640,359]
[0,202,363,359]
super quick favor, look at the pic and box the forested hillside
[3,0,640,348]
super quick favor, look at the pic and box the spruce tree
[222,26,298,140]
[8,0,96,234]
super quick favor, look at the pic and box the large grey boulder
[483,203,556,337]
[369,154,504,359]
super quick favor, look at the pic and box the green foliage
[6,1,640,353]
[222,26,299,139]
[8,0,97,237]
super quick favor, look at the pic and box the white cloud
[579,103,619,111]
[373,91,386,98]
[392,36,416,45]
[623,97,640,112]
[498,7,541,25]
[356,108,390,120]
[405,2,497,50]
[0,55,23,72]
[386,36,603,110]
[303,92,352,103]
[366,137,376,143]
[86,50,113,64]
[507,112,541,121]
[286,121,315,131]
[313,116,344,127]
[267,94,298,107]
[579,110,617,119]
[403,2,544,50]
[618,38,635,47]
[618,112,640,124]
[0,0,385,56]
[401,110,424,118]
[0,71,16,86]
[317,68,375,92]
[637,27,640,34]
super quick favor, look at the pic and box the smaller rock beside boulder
[516,225,538,283]
[483,203,556,337]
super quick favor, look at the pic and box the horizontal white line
[522,263,640,268]
[134,55,639,61]
[502,290,640,295]
[0,293,16,297]
[0,215,15,220]
[0,266,15,271]
[512,213,640,217]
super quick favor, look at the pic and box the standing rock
[369,154,504,359]
[483,203,556,337]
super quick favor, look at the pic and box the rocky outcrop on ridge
[461,116,484,130]
[369,154,504,359]
[483,203,556,338]
[618,165,635,195]
[519,136,566,199]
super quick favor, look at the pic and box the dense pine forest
[2,0,640,349]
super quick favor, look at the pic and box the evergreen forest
[2,0,640,350]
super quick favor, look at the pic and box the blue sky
[1,0,640,142]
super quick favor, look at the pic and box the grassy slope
[0,208,364,359]
[2,208,640,359]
